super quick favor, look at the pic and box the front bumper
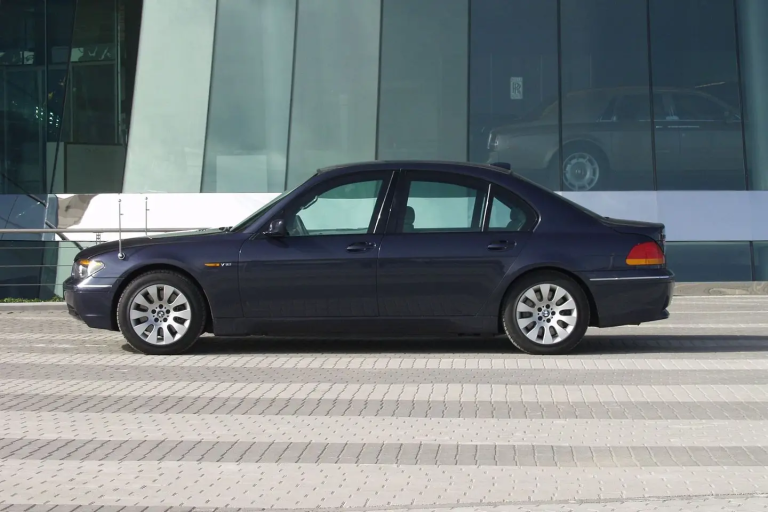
[585,270,675,328]
[63,276,118,331]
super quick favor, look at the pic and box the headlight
[72,259,105,279]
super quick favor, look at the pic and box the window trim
[388,170,491,235]
[261,170,396,239]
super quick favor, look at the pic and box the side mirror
[263,218,287,237]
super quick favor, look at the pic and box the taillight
[626,241,665,266]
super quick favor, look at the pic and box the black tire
[116,270,207,355]
[501,271,590,355]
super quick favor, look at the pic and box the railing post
[117,198,125,260]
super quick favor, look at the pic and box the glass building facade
[3,0,768,297]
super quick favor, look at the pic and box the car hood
[75,228,228,260]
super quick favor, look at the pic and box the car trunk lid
[601,217,666,250]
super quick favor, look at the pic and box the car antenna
[117,198,125,260]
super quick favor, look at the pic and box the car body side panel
[67,235,247,330]
[585,271,674,327]
[114,239,245,319]
[65,160,674,340]
[377,232,530,317]
[477,226,673,328]
[476,232,613,318]
[238,234,382,319]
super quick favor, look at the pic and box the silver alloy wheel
[563,152,600,191]
[128,284,192,345]
[515,283,578,345]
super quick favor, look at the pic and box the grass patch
[1,296,64,303]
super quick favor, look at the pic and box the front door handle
[487,240,513,251]
[347,241,376,253]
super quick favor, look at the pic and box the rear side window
[397,172,488,233]
[487,186,537,232]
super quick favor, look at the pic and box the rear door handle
[347,241,376,253]
[487,240,513,251]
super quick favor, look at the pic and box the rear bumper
[63,277,117,331]
[584,270,674,328]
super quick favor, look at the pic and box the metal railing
[0,227,209,297]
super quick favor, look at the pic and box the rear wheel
[117,270,206,355]
[501,271,590,355]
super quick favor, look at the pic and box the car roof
[316,160,513,177]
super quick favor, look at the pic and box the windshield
[230,187,297,232]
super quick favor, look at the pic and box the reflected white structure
[122,0,217,193]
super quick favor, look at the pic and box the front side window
[401,176,487,233]
[285,178,384,237]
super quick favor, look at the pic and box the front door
[377,171,532,318]
[239,171,394,319]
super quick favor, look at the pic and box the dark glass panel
[470,0,559,190]
[202,0,296,193]
[55,0,142,193]
[286,0,381,189]
[737,0,768,190]
[377,0,468,161]
[751,242,768,281]
[0,240,55,300]
[665,242,752,281]
[650,0,746,190]
[560,0,654,192]
[0,0,75,196]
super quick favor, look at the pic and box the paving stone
[2,302,768,509]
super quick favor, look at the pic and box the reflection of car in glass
[487,87,743,191]
[64,161,673,356]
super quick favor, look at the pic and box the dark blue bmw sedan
[64,161,673,355]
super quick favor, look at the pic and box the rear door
[377,170,535,317]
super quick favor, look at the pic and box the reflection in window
[377,0,468,161]
[202,0,296,193]
[286,0,380,189]
[560,0,654,192]
[650,0,746,191]
[404,179,485,233]
[55,0,142,193]
[0,0,75,195]
[286,179,383,237]
[665,242,752,282]
[470,0,559,190]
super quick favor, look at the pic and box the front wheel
[501,271,590,355]
[117,270,207,355]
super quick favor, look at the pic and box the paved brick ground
[2,296,768,511]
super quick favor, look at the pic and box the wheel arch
[496,266,600,333]
[111,263,214,333]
